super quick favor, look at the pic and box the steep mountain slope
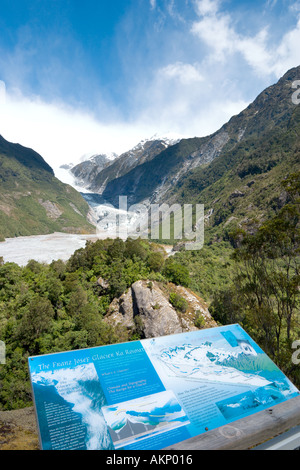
[166,68,300,240]
[101,66,300,211]
[0,135,95,239]
[69,153,114,190]
[77,137,180,195]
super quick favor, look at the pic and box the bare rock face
[131,280,183,338]
[106,288,135,331]
[104,280,217,339]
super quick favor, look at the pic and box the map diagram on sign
[102,390,190,449]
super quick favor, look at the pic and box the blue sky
[0,0,300,172]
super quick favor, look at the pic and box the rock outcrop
[104,280,217,339]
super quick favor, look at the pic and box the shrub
[147,252,165,272]
[169,292,188,313]
[163,262,190,287]
[194,311,205,329]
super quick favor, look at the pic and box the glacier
[31,363,113,450]
[154,342,275,388]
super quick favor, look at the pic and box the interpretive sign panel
[28,324,299,450]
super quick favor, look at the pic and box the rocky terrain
[69,137,179,196]
[0,407,39,450]
[104,279,217,341]
[69,153,115,191]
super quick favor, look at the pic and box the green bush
[147,251,165,272]
[194,311,205,329]
[169,292,188,313]
[163,261,190,287]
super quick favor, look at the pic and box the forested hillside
[0,237,194,410]
[0,135,95,240]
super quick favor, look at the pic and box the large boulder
[131,280,184,338]
[104,280,217,339]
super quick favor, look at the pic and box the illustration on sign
[28,324,300,450]
[102,390,190,449]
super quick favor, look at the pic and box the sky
[0,0,300,174]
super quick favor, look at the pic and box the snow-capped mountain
[60,135,182,195]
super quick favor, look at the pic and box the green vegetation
[194,311,205,329]
[0,171,299,410]
[162,260,191,287]
[169,292,188,313]
[170,241,234,302]
[1,69,300,413]
[167,104,300,246]
[0,237,187,410]
[204,172,299,386]
[0,135,94,239]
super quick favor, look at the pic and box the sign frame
[28,324,300,451]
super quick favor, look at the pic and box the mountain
[166,66,300,240]
[99,65,300,237]
[101,136,215,206]
[70,136,181,195]
[69,153,115,190]
[0,135,95,240]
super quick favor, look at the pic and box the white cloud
[159,62,204,84]
[191,5,274,76]
[289,1,300,13]
[0,86,155,173]
[1,0,299,182]
[195,0,219,16]
[191,11,236,59]
[236,30,273,77]
[191,0,300,78]
[273,18,300,76]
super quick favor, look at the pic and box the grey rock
[131,280,183,338]
[104,280,217,339]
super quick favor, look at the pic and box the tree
[124,238,148,261]
[66,285,88,317]
[229,172,300,370]
[147,251,165,272]
[17,296,55,354]
[163,261,191,287]
[107,238,125,260]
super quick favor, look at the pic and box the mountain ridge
[0,135,54,176]
[100,65,300,209]
[70,137,181,195]
[0,135,95,240]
